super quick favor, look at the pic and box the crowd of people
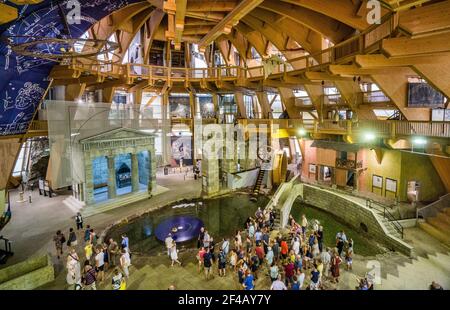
[55,212,132,290]
[183,206,360,290]
[56,206,370,290]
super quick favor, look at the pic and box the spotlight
[298,128,307,136]
[363,132,376,142]
[413,137,427,145]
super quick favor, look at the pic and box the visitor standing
[203,247,213,280]
[284,260,295,287]
[197,247,206,273]
[112,268,124,290]
[121,234,129,249]
[272,240,280,263]
[218,249,227,277]
[296,268,305,290]
[102,243,110,271]
[269,262,279,282]
[170,241,182,267]
[292,237,300,255]
[221,237,230,256]
[346,239,353,271]
[230,249,238,271]
[120,248,131,279]
[108,238,119,267]
[165,233,174,257]
[53,230,65,259]
[84,225,91,243]
[84,241,93,262]
[90,229,97,245]
[75,212,83,230]
[243,270,255,290]
[270,275,287,290]
[197,227,205,248]
[331,249,342,283]
[266,246,274,266]
[320,247,331,278]
[203,230,211,248]
[310,265,320,290]
[280,239,288,259]
[66,248,81,290]
[234,230,242,250]
[301,215,308,238]
[82,260,97,290]
[67,228,77,248]
[94,246,105,283]
[317,226,324,251]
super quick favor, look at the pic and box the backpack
[60,234,66,244]
[219,252,227,264]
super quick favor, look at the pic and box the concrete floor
[2,168,449,290]
[1,169,202,267]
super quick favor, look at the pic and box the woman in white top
[66,249,81,289]
[292,237,301,255]
[170,241,182,267]
[120,249,131,278]
[312,239,321,258]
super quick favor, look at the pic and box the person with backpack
[67,228,77,247]
[218,248,227,277]
[53,230,65,259]
[84,225,91,243]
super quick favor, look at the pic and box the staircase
[379,250,450,290]
[417,194,450,245]
[251,169,265,200]
[62,196,85,214]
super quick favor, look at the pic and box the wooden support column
[334,80,377,120]
[234,91,247,119]
[65,83,86,101]
[370,68,431,121]
[304,85,324,122]
[255,92,271,119]
[102,87,116,103]
[278,87,300,119]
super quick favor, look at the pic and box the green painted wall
[363,149,402,200]
[400,152,446,203]
[362,148,446,202]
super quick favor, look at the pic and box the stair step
[436,211,450,225]
[427,216,450,233]
[419,222,450,245]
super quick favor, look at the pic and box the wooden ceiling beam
[187,0,238,12]
[260,0,354,43]
[174,0,187,50]
[249,8,322,55]
[143,9,165,64]
[198,0,264,50]
[382,32,450,58]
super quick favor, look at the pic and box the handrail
[366,199,403,239]
[66,13,399,81]
[416,193,450,219]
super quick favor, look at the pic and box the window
[12,140,33,178]
[219,94,237,123]
[267,93,284,119]
[244,94,254,119]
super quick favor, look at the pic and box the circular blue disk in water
[155,216,204,243]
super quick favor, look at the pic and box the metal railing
[417,193,450,219]
[366,199,404,239]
